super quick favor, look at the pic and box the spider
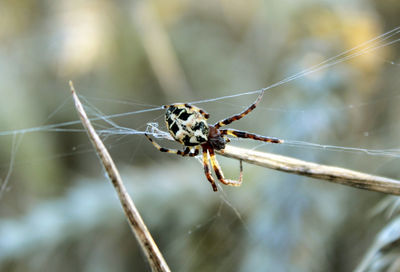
[145,92,283,192]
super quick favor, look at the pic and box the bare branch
[217,145,400,195]
[69,81,170,272]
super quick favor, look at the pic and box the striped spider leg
[145,134,200,157]
[219,129,283,144]
[207,145,243,187]
[214,91,264,129]
[201,146,218,191]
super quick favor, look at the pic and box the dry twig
[69,81,170,272]
[218,145,400,195]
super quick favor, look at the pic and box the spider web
[1,13,400,272]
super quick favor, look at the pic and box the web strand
[0,26,398,160]
[0,133,23,199]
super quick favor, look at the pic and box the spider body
[207,125,227,150]
[146,92,283,192]
[165,104,209,146]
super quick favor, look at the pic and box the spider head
[207,125,226,150]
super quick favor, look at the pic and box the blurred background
[1,0,400,271]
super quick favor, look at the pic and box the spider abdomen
[165,104,209,146]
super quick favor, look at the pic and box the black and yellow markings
[145,134,180,155]
[164,103,209,145]
[145,133,201,156]
[208,148,241,186]
[214,92,264,129]
[193,121,206,131]
[178,111,191,121]
[169,123,180,135]
[190,147,200,156]
[165,105,191,138]
[202,148,217,191]
[168,106,191,121]
[220,129,283,144]
[198,109,210,119]
[182,135,192,146]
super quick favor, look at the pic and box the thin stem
[69,81,170,272]
[217,145,400,195]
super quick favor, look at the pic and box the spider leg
[189,145,200,156]
[208,147,242,187]
[202,147,218,191]
[214,92,263,129]
[220,129,283,144]
[145,133,199,157]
